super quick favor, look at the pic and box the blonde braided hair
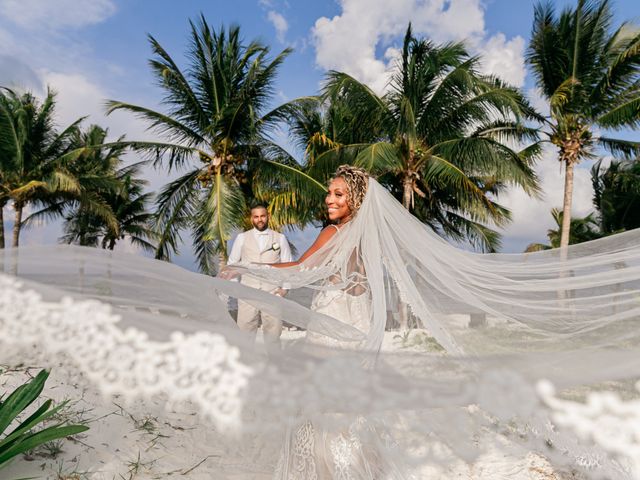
[334,165,370,214]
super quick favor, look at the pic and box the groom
[228,202,292,349]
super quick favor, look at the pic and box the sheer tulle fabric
[2,177,640,478]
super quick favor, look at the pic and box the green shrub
[0,369,89,467]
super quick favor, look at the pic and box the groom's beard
[253,221,268,231]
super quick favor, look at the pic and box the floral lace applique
[291,421,318,480]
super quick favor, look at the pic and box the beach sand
[1,330,583,480]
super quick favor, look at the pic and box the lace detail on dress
[306,289,371,350]
[292,421,318,480]
[330,420,363,480]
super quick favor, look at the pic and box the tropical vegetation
[0,88,109,248]
[23,125,156,252]
[526,0,640,248]
[525,208,602,251]
[0,369,89,468]
[525,155,640,252]
[0,2,638,268]
[592,157,640,234]
[263,25,543,252]
[106,17,297,273]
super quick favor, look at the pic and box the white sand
[1,330,583,479]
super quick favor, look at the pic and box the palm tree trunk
[108,238,116,250]
[0,203,4,249]
[398,302,410,332]
[402,178,413,210]
[399,176,413,331]
[0,203,5,273]
[559,162,574,250]
[12,201,23,248]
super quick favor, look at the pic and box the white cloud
[42,71,146,139]
[0,0,116,30]
[40,71,175,195]
[312,0,525,93]
[267,10,288,43]
[43,72,109,127]
[476,34,526,87]
[276,89,288,102]
[410,0,485,42]
[526,87,550,117]
[313,8,392,93]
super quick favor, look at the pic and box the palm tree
[61,161,156,252]
[22,124,123,243]
[105,17,296,273]
[592,157,640,233]
[0,87,94,247]
[525,208,601,252]
[278,26,543,252]
[21,123,153,252]
[527,0,640,249]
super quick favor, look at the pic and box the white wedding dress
[274,287,413,480]
[272,229,393,480]
[273,289,398,480]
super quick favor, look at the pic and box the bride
[222,165,395,478]
[2,164,640,478]
[256,166,397,479]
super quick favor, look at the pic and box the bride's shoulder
[315,224,340,243]
[322,224,340,235]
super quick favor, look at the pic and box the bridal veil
[2,177,640,477]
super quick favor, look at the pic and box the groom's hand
[219,266,240,280]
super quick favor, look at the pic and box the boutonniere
[264,242,281,253]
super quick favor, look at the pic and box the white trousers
[237,300,283,346]
[237,275,283,350]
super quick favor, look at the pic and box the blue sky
[0,0,638,270]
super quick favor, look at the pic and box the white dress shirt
[227,228,293,265]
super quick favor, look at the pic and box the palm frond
[105,101,205,146]
[0,93,21,170]
[9,180,47,198]
[100,141,195,171]
[322,71,391,132]
[354,142,402,173]
[431,137,541,196]
[524,242,552,252]
[549,76,580,115]
[597,136,640,158]
[153,169,202,261]
[596,95,640,129]
[148,31,206,129]
[196,172,246,272]
[310,144,370,182]
[424,155,501,223]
